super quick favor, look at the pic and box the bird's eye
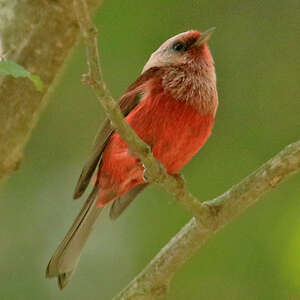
[172,41,186,52]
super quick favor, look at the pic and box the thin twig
[73,0,203,217]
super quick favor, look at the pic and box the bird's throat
[161,64,218,115]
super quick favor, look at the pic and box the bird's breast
[126,91,215,173]
[98,89,216,203]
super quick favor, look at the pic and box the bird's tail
[46,186,102,289]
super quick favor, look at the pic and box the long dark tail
[46,184,147,289]
[46,186,102,289]
[109,184,147,219]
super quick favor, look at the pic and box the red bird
[46,28,218,289]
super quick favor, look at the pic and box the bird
[46,28,218,289]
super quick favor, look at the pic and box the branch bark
[74,0,203,218]
[0,0,102,181]
[114,140,300,299]
[73,1,300,299]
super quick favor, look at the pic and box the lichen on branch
[73,0,203,217]
[113,140,300,300]
[0,0,102,181]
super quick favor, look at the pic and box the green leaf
[28,74,44,92]
[0,60,43,92]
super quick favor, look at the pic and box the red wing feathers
[73,67,162,199]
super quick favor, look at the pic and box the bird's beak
[194,27,216,46]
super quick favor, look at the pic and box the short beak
[194,27,216,46]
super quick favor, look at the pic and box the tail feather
[109,184,147,220]
[46,186,102,289]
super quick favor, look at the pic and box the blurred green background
[1,0,300,299]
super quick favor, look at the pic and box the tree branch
[73,0,203,218]
[114,140,300,299]
[0,0,102,181]
[73,1,300,299]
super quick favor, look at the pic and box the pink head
[142,28,218,114]
[142,28,215,73]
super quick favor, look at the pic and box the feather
[109,184,147,220]
[47,68,163,289]
[46,186,101,289]
[73,67,161,200]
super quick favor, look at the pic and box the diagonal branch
[73,1,300,299]
[113,140,300,299]
[73,0,203,216]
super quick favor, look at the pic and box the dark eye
[172,41,186,52]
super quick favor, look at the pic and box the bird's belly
[129,95,215,173]
[151,113,214,173]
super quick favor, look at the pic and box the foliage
[0,60,43,92]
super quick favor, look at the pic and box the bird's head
[142,28,215,73]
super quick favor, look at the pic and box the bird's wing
[45,68,162,290]
[73,67,161,199]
